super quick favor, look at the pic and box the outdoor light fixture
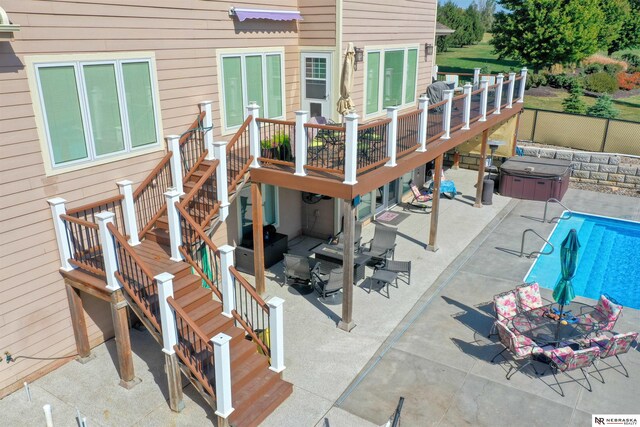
[354,47,364,70]
[424,43,434,60]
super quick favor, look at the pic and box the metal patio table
[310,243,371,284]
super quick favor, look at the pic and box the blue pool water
[525,212,640,309]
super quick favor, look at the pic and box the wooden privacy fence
[518,109,640,156]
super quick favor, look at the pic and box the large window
[34,59,160,169]
[221,52,284,130]
[365,47,419,116]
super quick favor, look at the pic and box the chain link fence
[517,109,640,156]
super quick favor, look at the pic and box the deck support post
[219,245,236,317]
[518,68,527,103]
[294,111,308,176]
[110,289,140,389]
[462,83,472,130]
[428,155,443,252]
[167,135,183,194]
[442,90,453,139]
[474,129,490,208]
[267,296,286,372]
[479,80,488,122]
[156,272,184,412]
[507,72,516,108]
[494,74,504,114]
[96,212,120,291]
[338,198,356,332]
[213,140,230,221]
[343,113,359,185]
[164,189,183,262]
[417,96,429,152]
[251,182,266,295]
[117,180,140,246]
[48,198,74,271]
[385,106,399,167]
[213,333,234,424]
[247,102,261,169]
[65,283,92,362]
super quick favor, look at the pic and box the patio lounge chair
[542,346,600,397]
[578,331,638,382]
[282,253,318,287]
[332,220,363,252]
[515,282,543,311]
[375,259,411,285]
[583,295,623,332]
[491,320,542,380]
[488,290,518,337]
[312,266,343,300]
[406,180,432,211]
[361,223,397,262]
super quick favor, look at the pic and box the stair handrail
[133,152,174,239]
[226,115,254,194]
[174,202,223,301]
[167,296,217,398]
[179,111,209,177]
[66,194,126,235]
[59,214,105,276]
[520,228,554,258]
[107,222,162,332]
[228,266,271,357]
[543,198,573,223]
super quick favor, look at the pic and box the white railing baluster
[267,296,286,373]
[96,211,119,291]
[247,102,260,168]
[219,245,236,317]
[462,83,472,130]
[442,89,454,139]
[212,333,234,420]
[507,72,516,108]
[479,80,488,122]
[343,113,358,185]
[48,197,74,271]
[385,106,399,167]
[167,135,183,194]
[117,180,140,246]
[294,111,308,176]
[164,189,183,262]
[417,96,428,152]
[213,141,230,221]
[494,73,504,114]
[518,68,528,103]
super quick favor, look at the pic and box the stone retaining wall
[444,147,640,189]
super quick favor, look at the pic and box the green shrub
[584,72,619,93]
[545,73,575,89]
[604,63,624,75]
[562,82,587,114]
[621,53,640,68]
[587,94,619,119]
[584,63,603,74]
[526,73,547,89]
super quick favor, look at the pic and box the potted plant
[261,132,292,161]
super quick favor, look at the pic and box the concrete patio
[2,168,638,426]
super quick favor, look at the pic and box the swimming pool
[524,212,640,310]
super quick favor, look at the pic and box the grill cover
[500,157,571,179]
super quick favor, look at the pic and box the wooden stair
[131,239,292,426]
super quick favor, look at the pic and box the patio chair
[361,223,397,262]
[332,221,363,252]
[583,295,623,332]
[515,282,543,311]
[488,290,518,338]
[282,253,318,287]
[578,331,638,382]
[542,346,600,396]
[375,259,411,285]
[490,320,542,380]
[307,116,343,167]
[406,180,433,211]
[312,266,343,300]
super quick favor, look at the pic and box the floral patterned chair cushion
[585,295,623,331]
[496,321,543,357]
[590,332,638,359]
[516,282,543,311]
[544,346,600,372]
[494,291,518,323]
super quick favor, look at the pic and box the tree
[597,0,632,54]
[562,83,587,114]
[437,2,484,52]
[587,94,619,118]
[473,0,496,30]
[608,0,640,53]
[491,0,604,71]
[465,5,485,45]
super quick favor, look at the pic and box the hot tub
[499,157,571,202]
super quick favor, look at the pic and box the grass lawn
[436,33,524,74]
[525,90,640,122]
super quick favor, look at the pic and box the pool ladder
[543,198,573,223]
[520,229,554,258]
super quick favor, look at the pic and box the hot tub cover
[500,157,571,178]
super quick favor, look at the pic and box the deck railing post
[47,197,74,272]
[167,135,183,194]
[385,106,399,167]
[117,180,140,246]
[518,68,527,103]
[96,212,119,291]
[494,73,504,114]
[212,333,234,421]
[267,296,286,373]
[164,189,183,262]
[417,96,429,152]
[219,245,235,317]
[247,102,261,169]
[507,72,516,108]
[343,113,359,185]
[473,68,481,88]
[212,141,230,221]
[462,84,472,130]
[199,100,214,149]
[479,80,488,122]
[442,89,454,139]
[294,111,308,176]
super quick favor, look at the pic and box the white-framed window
[365,47,419,117]
[237,184,280,241]
[33,58,161,170]
[220,51,285,131]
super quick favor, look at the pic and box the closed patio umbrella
[552,229,580,319]
[337,42,355,117]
